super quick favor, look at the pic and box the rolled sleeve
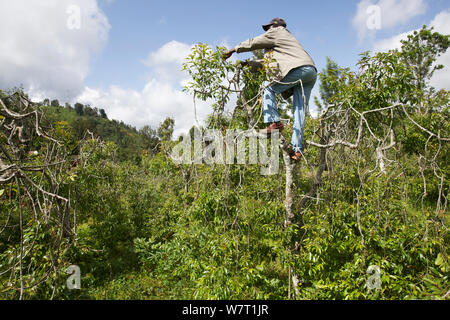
[234,30,276,53]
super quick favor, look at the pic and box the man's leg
[262,85,281,124]
[262,69,304,124]
[291,67,317,153]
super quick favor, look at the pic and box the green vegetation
[40,100,161,162]
[0,26,448,300]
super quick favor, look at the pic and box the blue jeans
[263,65,317,152]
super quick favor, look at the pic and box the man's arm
[223,29,276,60]
[234,31,276,53]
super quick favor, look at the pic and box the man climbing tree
[223,18,317,161]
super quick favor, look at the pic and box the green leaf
[435,253,449,272]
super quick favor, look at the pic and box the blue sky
[0,0,449,136]
[87,0,448,89]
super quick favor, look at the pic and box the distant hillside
[40,99,161,162]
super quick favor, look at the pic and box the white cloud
[373,9,450,90]
[373,30,412,52]
[352,0,427,41]
[142,40,194,85]
[0,0,110,100]
[77,41,214,138]
[143,41,193,67]
[77,81,212,139]
[430,9,450,34]
[429,10,450,90]
[0,0,227,138]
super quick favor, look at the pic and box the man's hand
[222,49,235,60]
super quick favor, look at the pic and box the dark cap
[262,18,287,31]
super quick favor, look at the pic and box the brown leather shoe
[289,149,303,161]
[291,152,302,161]
[259,122,284,135]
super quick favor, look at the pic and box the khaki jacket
[234,27,316,82]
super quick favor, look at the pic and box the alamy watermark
[171,127,281,175]
[67,5,81,30]
[366,5,382,30]
[66,265,81,290]
[366,265,381,290]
